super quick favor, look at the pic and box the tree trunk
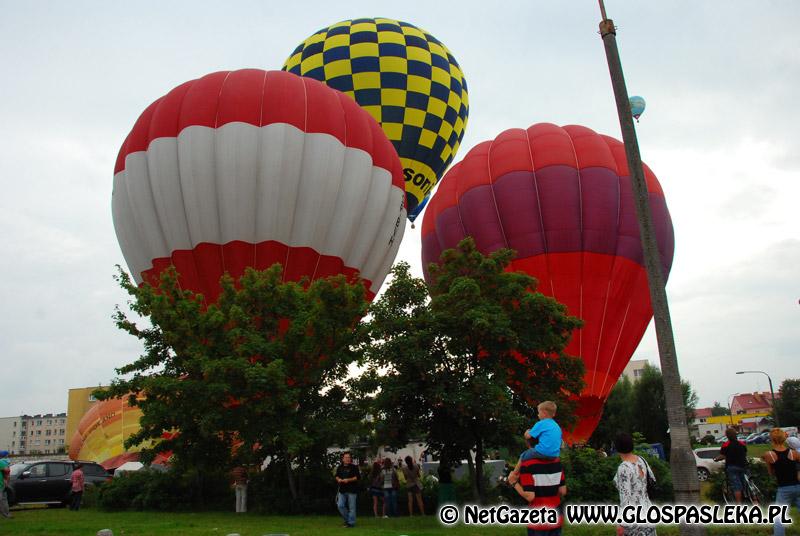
[285,454,298,502]
[475,436,485,503]
[465,450,479,501]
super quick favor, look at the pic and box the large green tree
[588,375,635,449]
[99,264,368,502]
[354,239,584,501]
[589,364,698,453]
[631,364,698,452]
[775,379,800,427]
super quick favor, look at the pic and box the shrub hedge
[94,448,677,513]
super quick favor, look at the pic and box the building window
[45,440,51,446]
[46,430,52,436]
[59,439,64,445]
[37,430,41,436]
[60,419,65,425]
[60,429,65,435]
[47,420,52,425]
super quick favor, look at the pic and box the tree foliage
[354,238,585,501]
[100,265,369,502]
[587,376,635,449]
[711,401,730,417]
[775,378,800,426]
[589,363,698,454]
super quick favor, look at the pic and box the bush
[706,462,776,503]
[701,434,717,445]
[81,482,102,509]
[96,468,231,511]
[498,447,673,505]
[247,465,337,515]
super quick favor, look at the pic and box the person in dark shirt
[764,428,800,536]
[335,452,360,528]
[714,428,748,503]
[437,453,455,506]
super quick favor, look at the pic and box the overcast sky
[1,1,797,418]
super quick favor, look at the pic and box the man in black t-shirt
[335,452,360,528]
[714,428,748,503]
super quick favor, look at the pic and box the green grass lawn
[5,508,799,536]
[747,444,772,458]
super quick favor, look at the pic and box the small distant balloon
[629,96,646,121]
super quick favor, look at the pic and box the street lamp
[727,393,737,427]
[736,370,779,426]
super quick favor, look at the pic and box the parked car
[747,431,770,444]
[780,426,798,438]
[694,447,724,481]
[6,460,111,506]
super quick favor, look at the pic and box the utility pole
[596,3,704,534]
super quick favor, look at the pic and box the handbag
[639,456,657,499]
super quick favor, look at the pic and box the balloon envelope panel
[421,123,674,443]
[283,18,469,221]
[68,398,144,468]
[112,70,406,302]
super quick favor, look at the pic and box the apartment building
[620,359,651,383]
[1,413,69,456]
[0,416,24,455]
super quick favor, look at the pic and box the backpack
[639,456,657,499]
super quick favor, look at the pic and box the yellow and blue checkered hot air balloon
[283,17,469,222]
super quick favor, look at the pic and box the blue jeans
[726,466,746,493]
[337,492,357,526]
[773,484,800,536]
[383,488,397,516]
[520,447,556,461]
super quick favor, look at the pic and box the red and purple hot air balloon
[112,69,406,302]
[421,123,674,443]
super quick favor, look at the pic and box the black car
[7,460,111,506]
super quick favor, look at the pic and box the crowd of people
[218,402,798,536]
[335,452,429,528]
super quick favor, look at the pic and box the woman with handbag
[613,433,657,536]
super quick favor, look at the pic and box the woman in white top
[613,432,657,536]
[380,458,399,517]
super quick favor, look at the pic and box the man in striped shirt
[508,454,567,536]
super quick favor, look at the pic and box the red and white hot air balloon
[112,69,406,302]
